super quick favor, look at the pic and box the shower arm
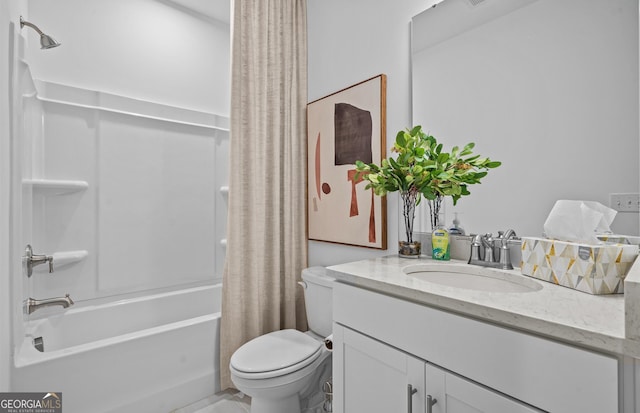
[20,17,46,36]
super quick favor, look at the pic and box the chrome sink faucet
[25,294,74,314]
[468,230,519,270]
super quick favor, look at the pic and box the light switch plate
[610,193,640,212]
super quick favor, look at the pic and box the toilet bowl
[230,267,334,413]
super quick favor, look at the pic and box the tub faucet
[26,294,74,314]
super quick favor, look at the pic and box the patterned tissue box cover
[520,237,639,295]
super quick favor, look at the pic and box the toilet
[230,267,334,413]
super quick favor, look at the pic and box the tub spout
[26,294,74,314]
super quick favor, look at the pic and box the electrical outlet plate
[610,193,640,212]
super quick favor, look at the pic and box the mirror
[411,0,638,238]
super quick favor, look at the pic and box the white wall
[307,0,438,266]
[26,0,230,115]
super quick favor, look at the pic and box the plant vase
[355,126,501,261]
[428,195,443,232]
[399,189,421,258]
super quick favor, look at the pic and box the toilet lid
[231,329,322,374]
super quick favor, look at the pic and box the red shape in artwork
[322,183,331,194]
[369,189,376,243]
[315,133,322,200]
[347,169,365,217]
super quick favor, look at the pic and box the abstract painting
[307,74,387,249]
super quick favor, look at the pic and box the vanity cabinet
[425,364,539,413]
[332,282,620,413]
[336,326,424,413]
[335,325,539,413]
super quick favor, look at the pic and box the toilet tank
[301,267,335,338]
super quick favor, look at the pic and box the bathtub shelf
[23,179,89,196]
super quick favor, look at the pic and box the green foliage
[355,125,501,206]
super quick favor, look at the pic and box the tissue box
[520,237,638,294]
[597,234,640,245]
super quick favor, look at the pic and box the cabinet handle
[427,395,438,413]
[407,384,418,412]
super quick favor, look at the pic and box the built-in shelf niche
[23,179,89,196]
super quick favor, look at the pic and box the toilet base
[250,394,300,413]
[230,331,332,413]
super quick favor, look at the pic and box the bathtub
[12,284,221,413]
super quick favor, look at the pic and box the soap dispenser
[432,224,450,261]
[449,213,465,235]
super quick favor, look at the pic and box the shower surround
[8,32,228,412]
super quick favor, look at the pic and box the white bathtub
[12,284,221,413]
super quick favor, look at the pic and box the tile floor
[173,391,251,413]
[174,389,331,413]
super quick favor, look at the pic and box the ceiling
[167,0,230,23]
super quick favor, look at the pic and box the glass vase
[398,190,421,258]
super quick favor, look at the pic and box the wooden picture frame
[307,74,387,249]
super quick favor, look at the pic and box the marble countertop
[327,256,640,358]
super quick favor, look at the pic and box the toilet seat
[230,329,323,380]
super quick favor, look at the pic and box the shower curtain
[219,0,308,390]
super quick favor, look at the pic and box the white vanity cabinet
[332,281,620,413]
[335,325,540,413]
[335,326,425,413]
[425,364,540,413]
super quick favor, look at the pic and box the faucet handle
[499,244,514,270]
[497,229,518,270]
[24,245,54,277]
[468,234,483,263]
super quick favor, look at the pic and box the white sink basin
[403,263,543,293]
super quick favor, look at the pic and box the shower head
[20,16,61,49]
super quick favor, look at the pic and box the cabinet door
[334,325,425,413]
[426,364,542,413]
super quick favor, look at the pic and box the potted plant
[355,125,501,257]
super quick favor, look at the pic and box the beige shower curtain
[219,0,308,390]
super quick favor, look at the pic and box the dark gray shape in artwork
[334,103,372,165]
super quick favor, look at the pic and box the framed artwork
[307,74,387,249]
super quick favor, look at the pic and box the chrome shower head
[20,16,61,49]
